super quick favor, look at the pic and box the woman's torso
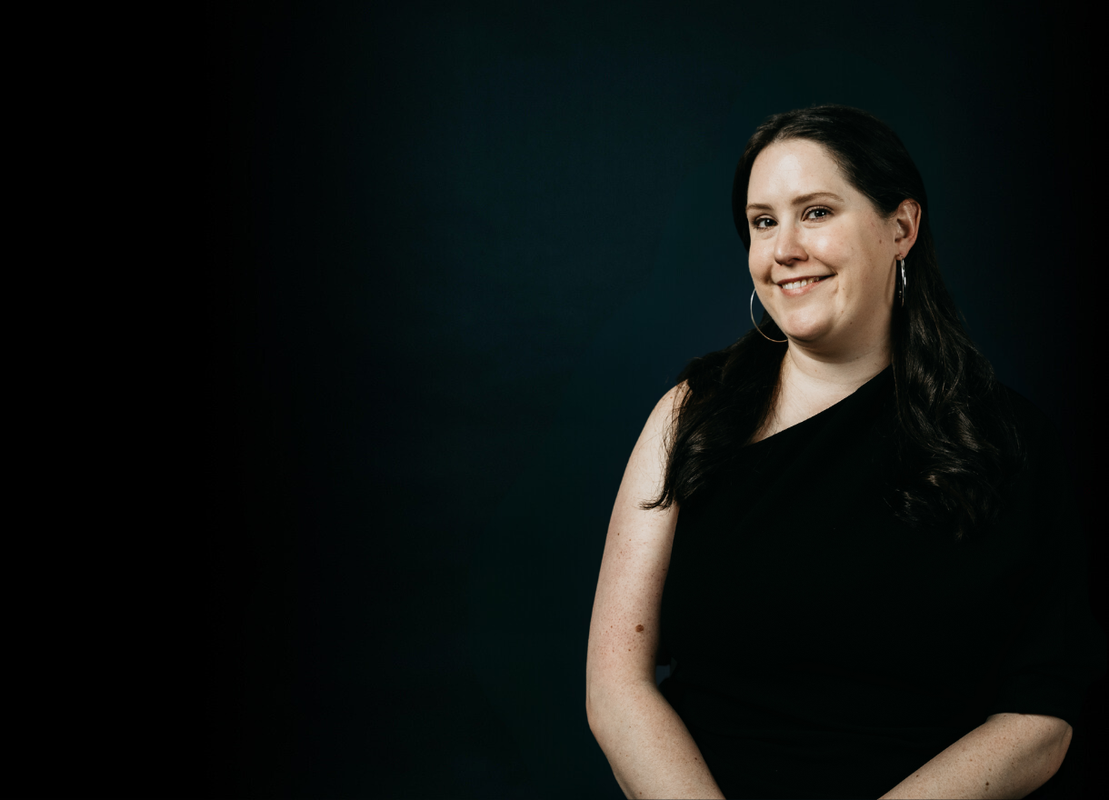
[658,367,1100,798]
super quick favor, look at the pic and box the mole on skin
[635,625,645,632]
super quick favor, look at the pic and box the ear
[893,199,921,259]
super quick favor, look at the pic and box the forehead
[747,139,850,201]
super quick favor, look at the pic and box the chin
[776,315,833,344]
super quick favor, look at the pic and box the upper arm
[587,384,686,696]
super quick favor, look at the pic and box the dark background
[31,2,1104,798]
[199,2,1103,798]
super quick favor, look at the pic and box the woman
[585,105,1104,799]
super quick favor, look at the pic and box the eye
[805,207,831,221]
[751,216,775,230]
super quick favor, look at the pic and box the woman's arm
[586,385,725,800]
[587,679,725,800]
[879,713,1072,799]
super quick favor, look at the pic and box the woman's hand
[879,712,1072,799]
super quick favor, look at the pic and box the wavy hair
[647,105,1022,538]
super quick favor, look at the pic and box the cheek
[815,230,857,264]
[811,230,878,283]
[748,243,771,277]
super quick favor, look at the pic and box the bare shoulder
[619,381,688,501]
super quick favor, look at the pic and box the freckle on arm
[635,624,644,632]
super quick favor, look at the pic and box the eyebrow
[745,191,845,212]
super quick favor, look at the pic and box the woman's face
[744,138,902,357]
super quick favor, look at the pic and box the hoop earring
[750,288,787,343]
[899,258,907,307]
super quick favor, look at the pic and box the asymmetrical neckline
[746,364,892,450]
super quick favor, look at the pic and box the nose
[774,221,806,266]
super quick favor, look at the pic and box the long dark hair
[648,105,1021,538]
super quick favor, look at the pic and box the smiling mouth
[779,276,831,290]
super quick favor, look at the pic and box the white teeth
[781,276,825,290]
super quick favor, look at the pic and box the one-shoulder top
[658,366,1105,799]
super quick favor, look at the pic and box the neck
[753,339,890,443]
[781,337,891,394]
[771,339,890,429]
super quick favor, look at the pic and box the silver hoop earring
[899,258,907,307]
[750,288,787,343]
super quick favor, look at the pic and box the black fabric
[658,367,1105,799]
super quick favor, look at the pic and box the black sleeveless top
[658,367,1104,799]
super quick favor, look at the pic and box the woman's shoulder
[632,382,690,459]
[649,380,690,416]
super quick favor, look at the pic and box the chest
[661,416,1040,680]
[753,382,855,443]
